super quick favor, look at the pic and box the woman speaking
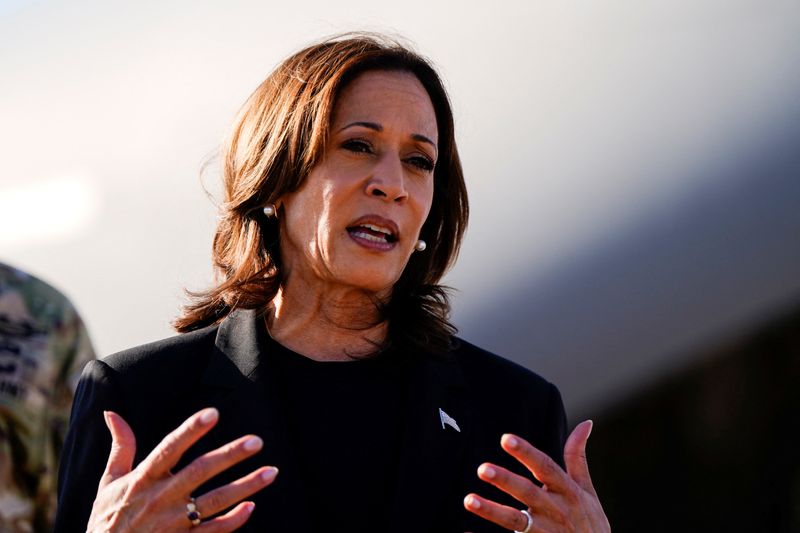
[55,34,610,533]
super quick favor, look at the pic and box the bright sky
[2,0,799,410]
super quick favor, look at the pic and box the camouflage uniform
[0,264,95,532]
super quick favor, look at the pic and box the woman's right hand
[87,408,277,532]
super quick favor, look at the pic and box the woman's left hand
[464,421,610,532]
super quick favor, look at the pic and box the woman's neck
[267,277,389,362]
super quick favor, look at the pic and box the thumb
[101,411,137,486]
[564,420,598,497]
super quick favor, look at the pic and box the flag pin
[439,408,460,432]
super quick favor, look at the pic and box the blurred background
[2,0,799,530]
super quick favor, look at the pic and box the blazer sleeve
[54,360,123,533]
[542,381,568,469]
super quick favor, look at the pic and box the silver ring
[186,497,202,527]
[514,508,533,533]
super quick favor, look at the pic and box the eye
[341,138,373,154]
[406,154,435,172]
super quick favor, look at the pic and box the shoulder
[450,337,568,467]
[100,325,219,384]
[451,336,557,396]
[449,336,566,433]
[74,325,223,444]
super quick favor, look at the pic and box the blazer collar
[200,309,314,532]
[203,308,265,388]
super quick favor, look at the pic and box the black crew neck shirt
[267,335,412,531]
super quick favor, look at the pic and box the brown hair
[174,33,469,355]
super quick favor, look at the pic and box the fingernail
[244,501,255,514]
[586,419,594,438]
[261,466,278,482]
[200,408,218,425]
[243,436,263,452]
[504,434,519,449]
[479,465,496,479]
[465,495,481,509]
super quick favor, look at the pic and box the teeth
[362,223,392,235]
[352,231,388,243]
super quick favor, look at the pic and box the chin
[341,268,401,296]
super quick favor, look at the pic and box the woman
[55,34,610,532]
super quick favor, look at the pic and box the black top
[268,336,410,531]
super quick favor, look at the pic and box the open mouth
[346,223,398,244]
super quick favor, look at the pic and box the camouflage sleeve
[0,264,100,532]
[65,314,96,394]
[29,303,94,530]
[52,306,97,449]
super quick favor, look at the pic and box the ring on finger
[186,497,202,527]
[514,508,533,533]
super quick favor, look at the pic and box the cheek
[315,215,340,254]
[315,184,346,247]
[415,183,435,229]
[285,181,332,240]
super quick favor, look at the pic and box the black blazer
[55,309,566,533]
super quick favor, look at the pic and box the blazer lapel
[199,309,313,533]
[389,350,473,533]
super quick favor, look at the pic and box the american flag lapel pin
[439,407,460,432]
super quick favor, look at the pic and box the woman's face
[278,70,437,295]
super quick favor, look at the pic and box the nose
[365,155,408,203]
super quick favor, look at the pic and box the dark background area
[591,304,800,532]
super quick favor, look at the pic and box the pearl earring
[414,239,427,252]
[262,204,277,218]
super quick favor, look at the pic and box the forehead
[332,70,438,143]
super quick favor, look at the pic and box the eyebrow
[338,121,438,151]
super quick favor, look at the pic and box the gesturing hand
[464,421,610,533]
[87,408,278,532]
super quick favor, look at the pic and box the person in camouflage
[0,263,95,532]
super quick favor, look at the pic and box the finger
[101,411,137,485]
[501,434,573,494]
[141,407,219,478]
[195,466,278,517]
[463,494,547,533]
[477,463,568,524]
[195,501,256,533]
[564,420,598,497]
[171,434,265,494]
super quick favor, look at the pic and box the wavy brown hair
[174,33,469,355]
